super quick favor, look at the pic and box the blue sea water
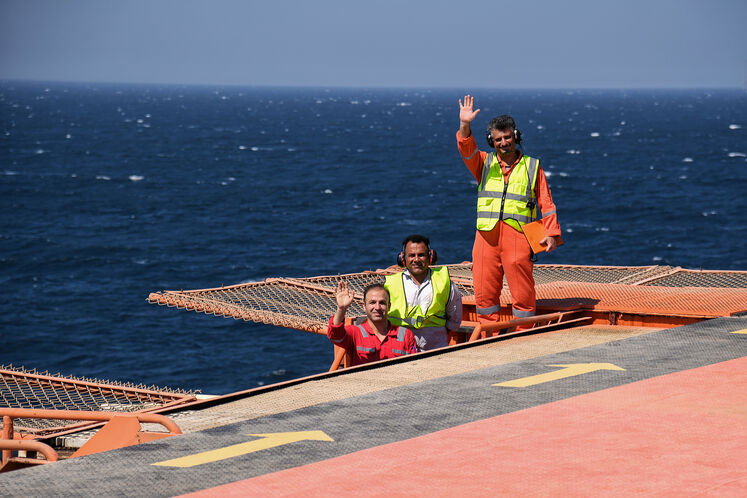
[2,82,746,394]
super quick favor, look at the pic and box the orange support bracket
[0,408,182,462]
[71,415,175,458]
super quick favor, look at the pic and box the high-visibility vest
[384,267,451,329]
[477,153,539,232]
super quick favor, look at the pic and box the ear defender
[397,249,438,267]
[487,128,522,148]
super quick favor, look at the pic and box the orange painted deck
[191,356,746,497]
[1,317,745,496]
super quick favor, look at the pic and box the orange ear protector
[486,127,522,148]
[397,246,438,267]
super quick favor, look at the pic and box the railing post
[2,416,14,466]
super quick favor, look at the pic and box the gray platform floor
[1,318,745,497]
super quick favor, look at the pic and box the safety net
[148,264,747,334]
[0,365,197,436]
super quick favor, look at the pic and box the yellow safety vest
[384,267,451,329]
[477,153,539,232]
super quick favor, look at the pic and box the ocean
[2,82,745,394]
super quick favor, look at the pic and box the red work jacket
[327,318,417,367]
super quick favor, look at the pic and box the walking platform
[2,316,745,496]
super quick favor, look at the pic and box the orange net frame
[0,365,197,437]
[148,264,747,334]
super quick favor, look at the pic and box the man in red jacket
[328,281,417,366]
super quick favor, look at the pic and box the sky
[1,0,746,89]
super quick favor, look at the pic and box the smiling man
[327,281,416,367]
[457,95,561,330]
[384,235,462,351]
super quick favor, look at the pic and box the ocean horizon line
[1,77,744,93]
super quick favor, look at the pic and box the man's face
[364,288,389,323]
[490,128,516,155]
[404,241,429,278]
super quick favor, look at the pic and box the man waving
[457,95,561,329]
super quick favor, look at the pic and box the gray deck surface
[1,318,745,497]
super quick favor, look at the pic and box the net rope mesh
[4,264,745,438]
[149,264,747,333]
[1,365,196,435]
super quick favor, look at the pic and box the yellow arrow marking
[494,363,626,388]
[152,430,334,468]
[732,329,747,335]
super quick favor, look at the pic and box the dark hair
[487,114,522,146]
[401,234,430,250]
[363,283,389,302]
[487,114,517,134]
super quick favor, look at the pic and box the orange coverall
[456,131,561,326]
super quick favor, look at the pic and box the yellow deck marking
[152,430,334,468]
[494,363,626,388]
[732,329,747,335]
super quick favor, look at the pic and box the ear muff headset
[486,127,522,148]
[397,246,438,267]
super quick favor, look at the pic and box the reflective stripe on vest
[476,153,539,232]
[384,267,451,329]
[356,346,376,353]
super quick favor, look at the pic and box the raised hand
[459,95,481,123]
[335,281,354,310]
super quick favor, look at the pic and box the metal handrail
[0,408,182,436]
[468,311,578,342]
[1,440,58,464]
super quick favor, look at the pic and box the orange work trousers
[472,221,536,329]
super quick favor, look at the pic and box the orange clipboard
[522,219,563,253]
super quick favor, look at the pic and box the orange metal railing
[1,365,196,441]
[0,408,181,436]
[467,311,582,342]
[1,408,182,471]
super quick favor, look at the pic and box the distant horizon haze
[1,77,744,91]
[1,0,745,89]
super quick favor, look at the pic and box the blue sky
[1,0,745,88]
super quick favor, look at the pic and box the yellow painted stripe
[494,363,625,388]
[152,430,333,468]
